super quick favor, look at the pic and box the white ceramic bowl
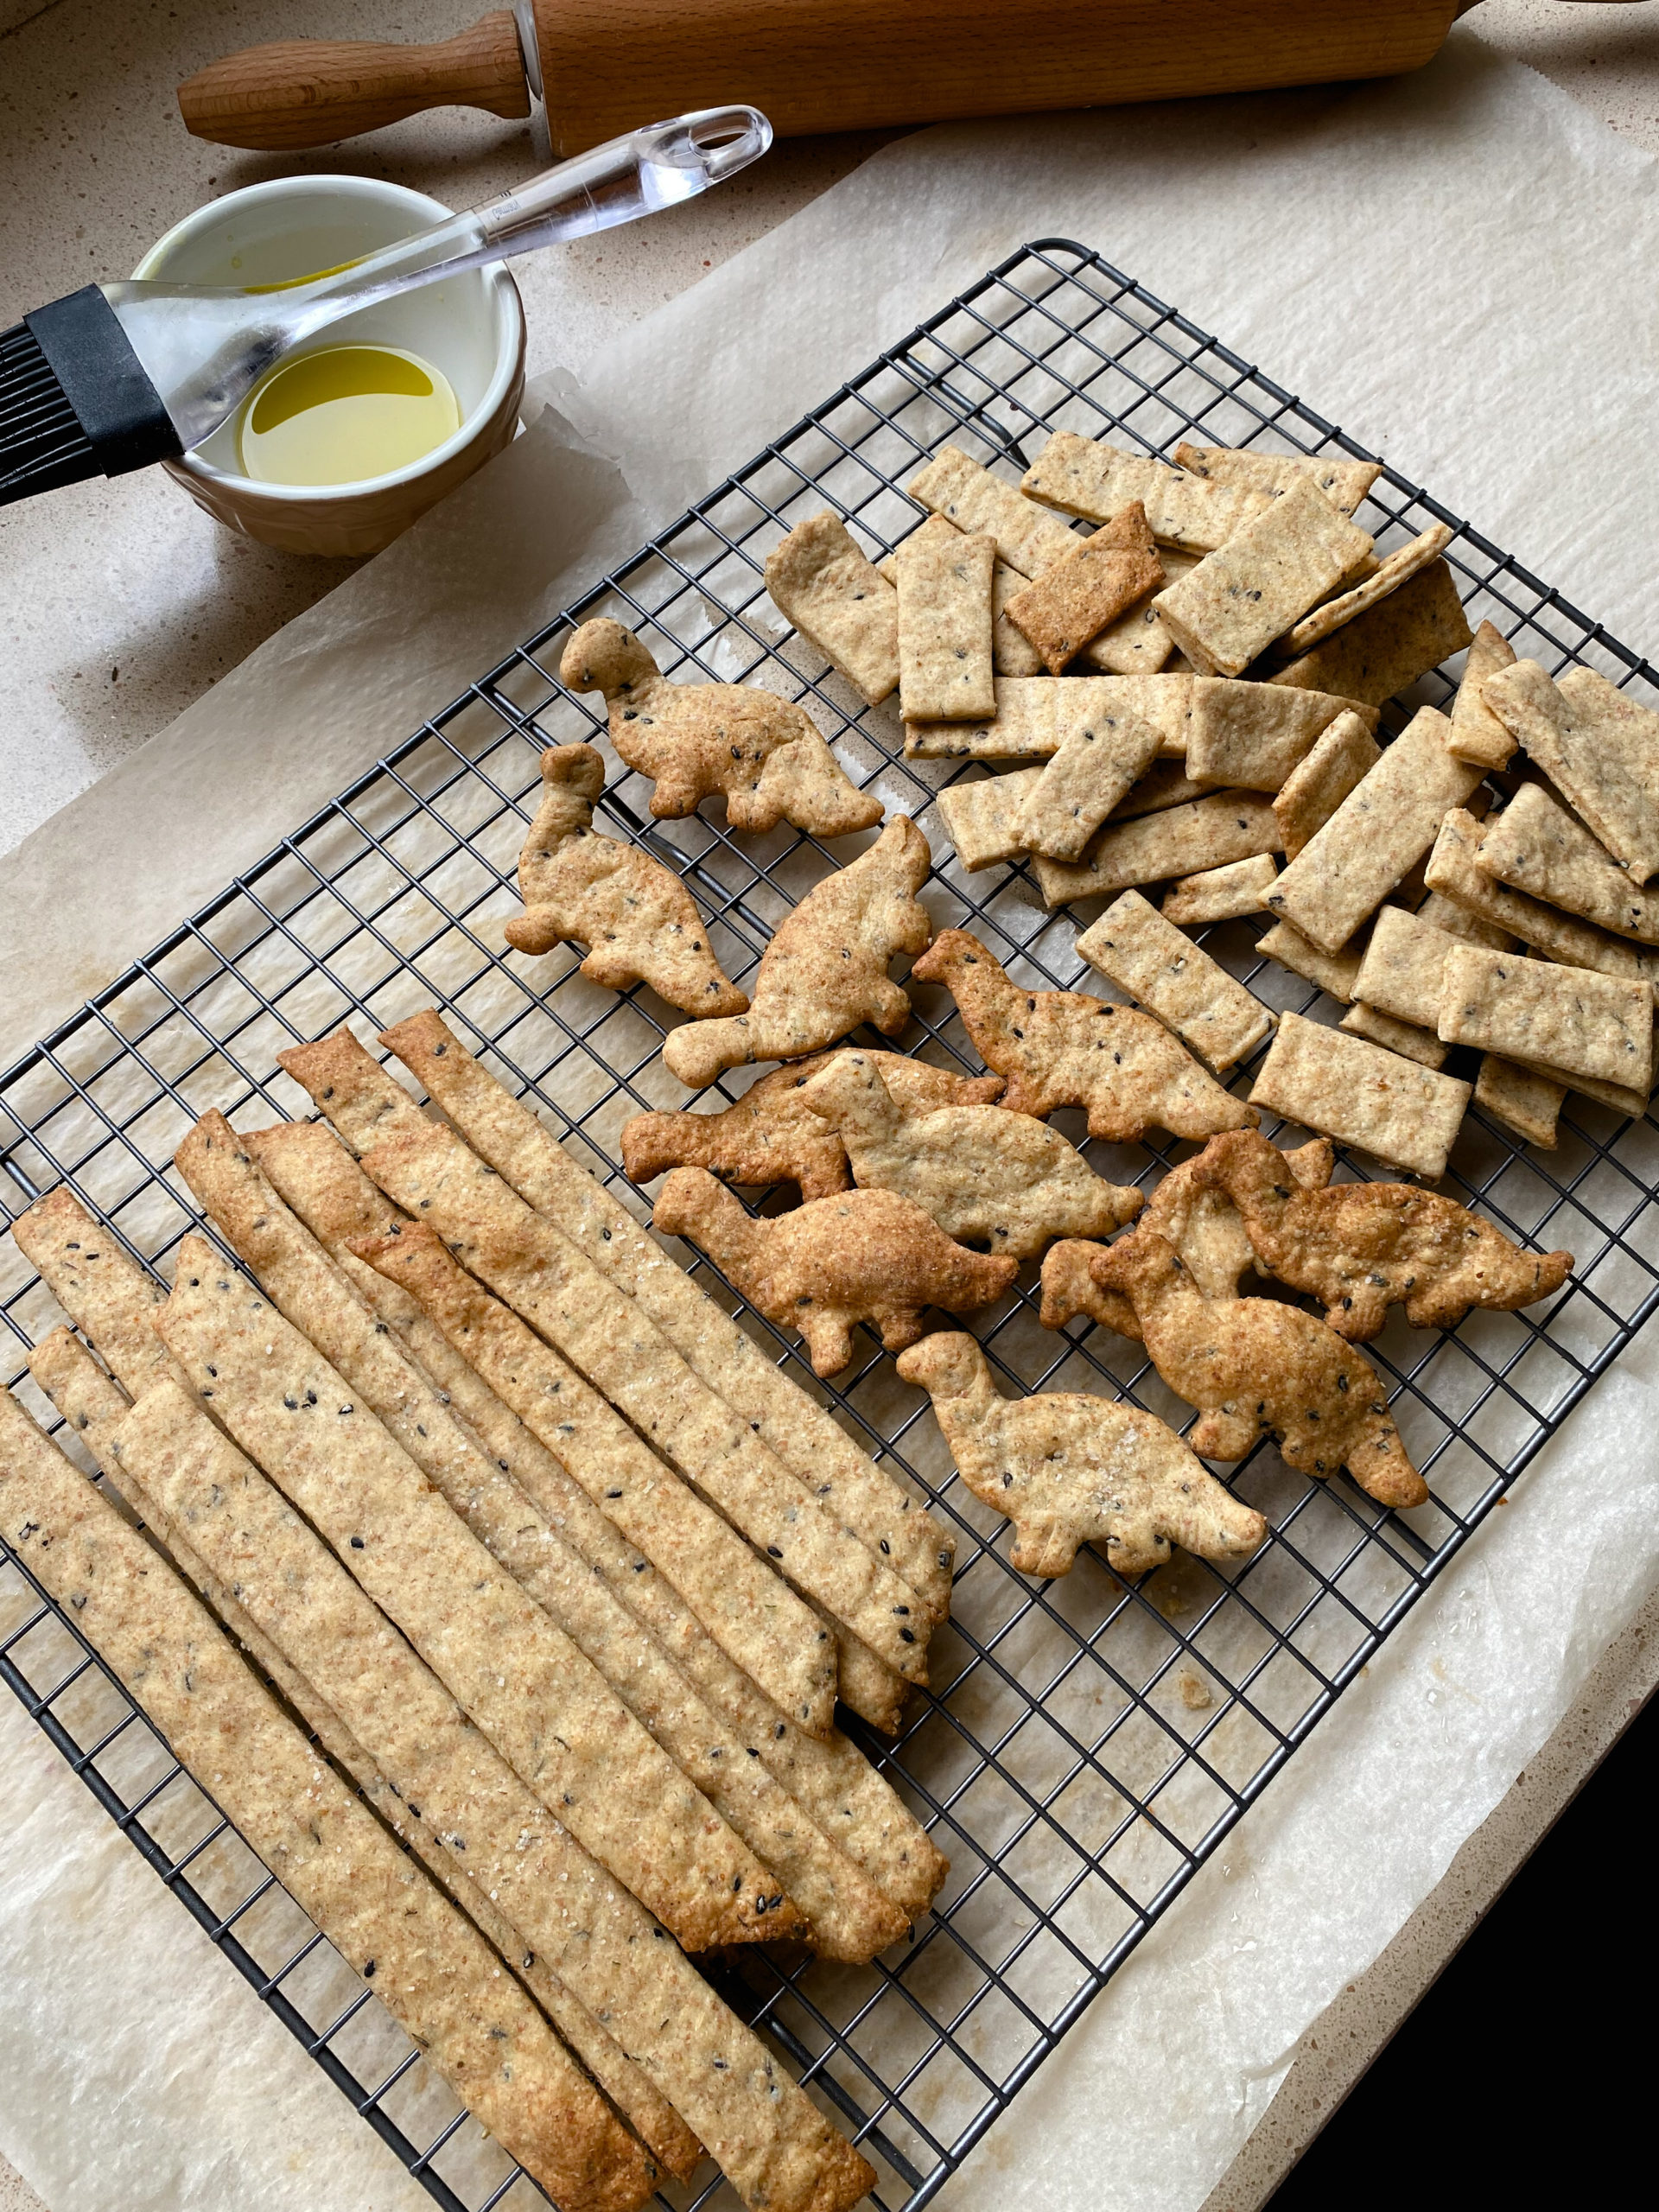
[134,175,525,557]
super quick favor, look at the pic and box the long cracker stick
[104,1378,871,2212]
[1249,1011,1471,1180]
[1275,523,1454,658]
[1032,790,1282,909]
[372,1013,955,1620]
[1476,781,1659,944]
[1271,709,1381,859]
[764,511,899,707]
[0,1385,658,2212]
[1009,698,1166,861]
[906,444,1080,575]
[1268,558,1473,707]
[1481,661,1659,885]
[1437,945,1654,1092]
[176,1116,901,1964]
[1185,683,1376,796]
[11,1189,179,1395]
[1423,809,1659,985]
[1077,891,1273,1072]
[245,1122,946,1919]
[1151,478,1373,678]
[897,526,995,721]
[1264,706,1484,954]
[1020,432,1272,550]
[27,1333,703,2184]
[1171,442,1382,518]
[154,1233,792,1951]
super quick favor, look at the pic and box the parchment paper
[3,26,1657,2212]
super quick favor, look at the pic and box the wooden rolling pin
[178,2,1628,160]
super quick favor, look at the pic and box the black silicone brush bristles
[0,320,99,505]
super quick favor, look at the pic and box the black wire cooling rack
[3,239,1658,2212]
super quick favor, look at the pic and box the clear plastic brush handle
[105,107,771,452]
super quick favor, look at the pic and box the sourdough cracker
[904,670,1195,762]
[1446,619,1518,768]
[1020,432,1273,550]
[897,525,996,721]
[1247,1010,1472,1179]
[1272,709,1382,859]
[1004,501,1163,673]
[907,443,1081,575]
[1339,1001,1448,1068]
[1414,888,1516,950]
[765,510,899,705]
[1161,853,1279,926]
[1474,1056,1564,1149]
[1152,478,1373,678]
[1077,544,1201,674]
[1437,944,1654,1091]
[0,1387,659,2212]
[1255,918,1363,1004]
[1423,809,1659,983]
[1010,697,1167,861]
[1173,442,1382,518]
[1186,683,1377,794]
[1482,660,1659,884]
[1265,706,1484,952]
[1269,559,1473,705]
[1277,523,1453,658]
[1077,890,1274,1071]
[937,767,1045,869]
[1477,779,1659,944]
[1033,790,1283,908]
[1351,902,1464,1029]
[880,514,1044,675]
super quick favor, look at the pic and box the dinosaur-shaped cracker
[1040,1136,1334,1341]
[910,928,1254,1143]
[1192,1128,1574,1338]
[799,1051,1141,1261]
[1090,1232,1427,1509]
[661,816,934,1090]
[504,743,748,1015]
[895,1332,1266,1579]
[652,1169,1017,1377]
[622,1051,1004,1201]
[558,618,883,837]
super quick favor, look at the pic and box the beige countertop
[3,3,1657,2208]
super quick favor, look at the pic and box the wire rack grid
[3,239,1657,2212]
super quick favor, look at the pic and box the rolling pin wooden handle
[176,11,530,151]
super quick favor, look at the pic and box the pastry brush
[0,105,768,509]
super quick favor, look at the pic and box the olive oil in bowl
[238,344,461,487]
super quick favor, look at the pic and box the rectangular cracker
[1423,809,1659,984]
[154,1237,788,1951]
[1248,1010,1472,1179]
[1276,523,1454,658]
[1269,558,1474,705]
[1339,1001,1448,1068]
[1446,619,1518,768]
[1437,945,1654,1091]
[906,444,1080,575]
[1255,918,1363,1004]
[0,1389,652,2212]
[1351,903,1466,1029]
[368,1015,954,1621]
[175,1119,901,1965]
[1009,696,1167,861]
[1033,790,1282,908]
[1077,544,1200,675]
[897,525,995,721]
[1272,709,1382,859]
[936,768,1045,870]
[1020,431,1273,550]
[881,514,1043,677]
[904,669,1195,762]
[1186,682,1378,794]
[1474,1056,1563,1149]
[1173,442,1382,518]
[245,1122,945,1916]
[764,511,899,707]
[1151,477,1374,678]
[1476,781,1659,945]
[1161,853,1278,927]
[1482,660,1659,885]
[1004,501,1164,674]
[1265,706,1484,953]
[1414,888,1516,950]
[1077,890,1274,1071]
